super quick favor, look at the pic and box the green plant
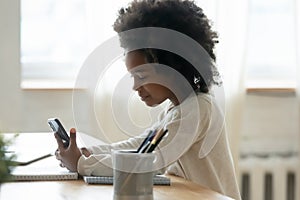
[0,134,17,183]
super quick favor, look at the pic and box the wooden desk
[0,133,233,200]
[0,175,233,200]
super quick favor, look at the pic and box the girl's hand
[54,128,82,172]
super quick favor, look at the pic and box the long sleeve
[77,128,156,176]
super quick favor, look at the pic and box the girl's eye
[137,74,145,79]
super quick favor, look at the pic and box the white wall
[0,0,78,134]
[241,92,299,155]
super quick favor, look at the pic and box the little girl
[54,1,241,199]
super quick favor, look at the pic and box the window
[24,0,296,90]
[245,0,297,89]
[20,0,220,89]
[20,0,130,89]
[21,0,89,88]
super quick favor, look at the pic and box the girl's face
[125,50,179,107]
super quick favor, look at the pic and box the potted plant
[0,134,17,184]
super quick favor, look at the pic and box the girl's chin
[144,101,159,107]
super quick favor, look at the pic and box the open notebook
[4,133,56,166]
[6,151,53,166]
[2,132,78,181]
[83,175,171,186]
[10,155,78,181]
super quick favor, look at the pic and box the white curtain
[85,0,132,52]
[214,0,249,172]
[295,2,300,126]
[295,0,300,199]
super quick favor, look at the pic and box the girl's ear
[194,76,201,89]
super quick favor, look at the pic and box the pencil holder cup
[112,150,155,200]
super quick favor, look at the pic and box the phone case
[48,118,70,147]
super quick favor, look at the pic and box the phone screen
[48,118,70,147]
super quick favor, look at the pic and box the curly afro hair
[113,0,221,93]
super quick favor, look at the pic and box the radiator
[239,156,299,200]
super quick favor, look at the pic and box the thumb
[69,128,77,147]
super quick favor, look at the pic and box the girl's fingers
[54,149,60,159]
[69,128,77,148]
[54,132,65,149]
[59,162,65,168]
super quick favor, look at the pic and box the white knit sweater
[77,93,241,200]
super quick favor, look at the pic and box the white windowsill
[21,79,298,93]
[21,79,83,90]
[246,80,297,93]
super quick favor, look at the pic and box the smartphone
[48,118,70,147]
